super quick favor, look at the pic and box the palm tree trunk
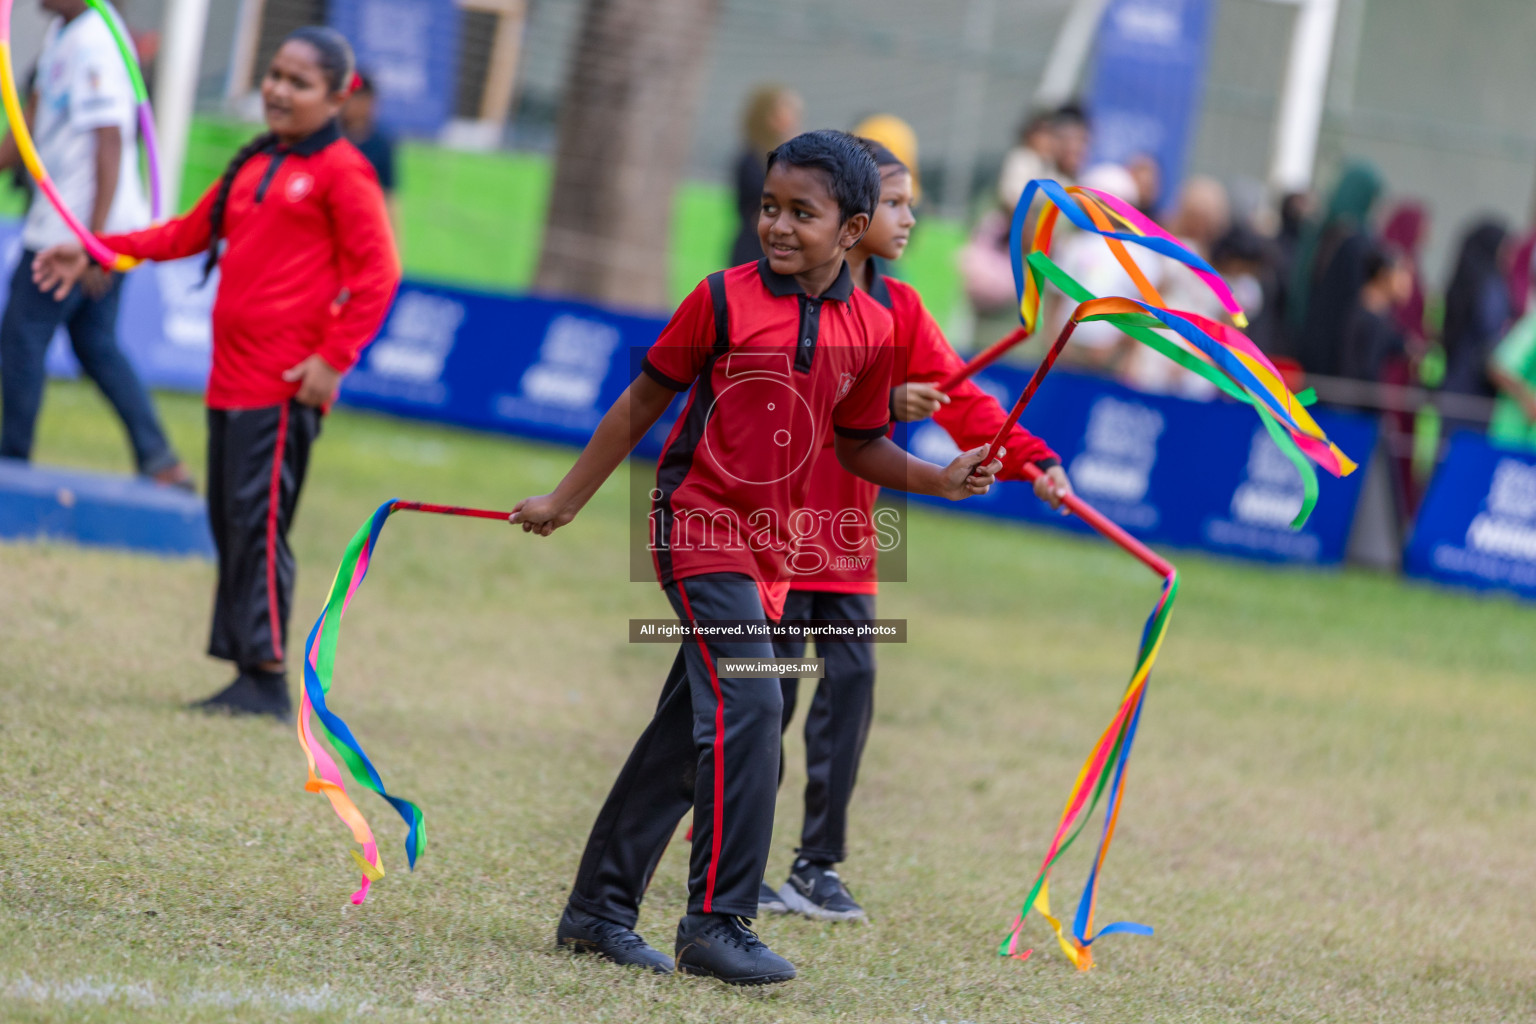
[534,0,720,311]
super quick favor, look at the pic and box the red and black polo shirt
[642,259,895,617]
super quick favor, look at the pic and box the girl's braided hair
[201,26,355,282]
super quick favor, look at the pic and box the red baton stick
[1019,464,1173,578]
[977,320,1078,467]
[938,327,1029,392]
[390,500,512,521]
[969,306,1173,579]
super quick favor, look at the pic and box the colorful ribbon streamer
[0,0,162,271]
[977,205,1357,965]
[973,300,1183,969]
[299,498,508,903]
[995,180,1357,529]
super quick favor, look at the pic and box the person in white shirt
[0,0,188,486]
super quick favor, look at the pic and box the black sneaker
[675,913,795,985]
[779,859,866,922]
[191,670,291,720]
[757,881,789,916]
[556,905,674,974]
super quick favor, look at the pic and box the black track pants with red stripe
[206,401,321,669]
[773,589,877,865]
[568,572,782,927]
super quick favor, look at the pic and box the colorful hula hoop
[0,0,161,271]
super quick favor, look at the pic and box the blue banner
[1086,0,1213,209]
[1404,432,1536,599]
[339,280,682,456]
[328,0,460,137]
[902,367,1377,566]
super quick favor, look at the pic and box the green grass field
[3,383,1536,1023]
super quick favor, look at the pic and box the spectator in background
[0,0,189,487]
[1051,103,1091,182]
[1340,241,1412,383]
[968,103,1091,334]
[1504,230,1536,320]
[1212,225,1271,330]
[1441,219,1511,401]
[852,114,920,204]
[1288,161,1383,377]
[341,71,395,198]
[1486,301,1536,449]
[1126,152,1161,217]
[1375,202,1431,516]
[727,84,802,267]
[1045,163,1154,374]
[1122,175,1228,398]
[1379,201,1428,346]
[996,108,1058,213]
[1267,190,1311,355]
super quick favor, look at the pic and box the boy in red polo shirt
[511,131,1005,985]
[762,141,1071,923]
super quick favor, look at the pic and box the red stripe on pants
[265,402,290,661]
[676,580,725,914]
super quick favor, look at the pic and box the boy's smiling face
[759,163,869,289]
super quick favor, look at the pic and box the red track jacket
[792,267,1059,593]
[101,120,401,409]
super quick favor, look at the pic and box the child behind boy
[511,130,1006,985]
[762,141,1071,923]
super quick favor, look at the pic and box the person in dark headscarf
[1375,202,1431,519]
[1380,201,1428,344]
[1504,231,1536,319]
[726,85,802,268]
[1441,218,1512,400]
[1287,161,1384,377]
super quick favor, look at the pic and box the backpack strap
[706,270,730,354]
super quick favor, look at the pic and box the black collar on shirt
[756,258,856,302]
[278,118,343,157]
[865,258,895,310]
[255,119,342,204]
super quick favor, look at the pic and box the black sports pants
[206,400,322,669]
[569,573,782,926]
[773,589,877,865]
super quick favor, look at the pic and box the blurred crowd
[724,90,1536,488]
[956,102,1536,463]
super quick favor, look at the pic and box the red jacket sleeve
[897,284,1058,477]
[317,161,402,372]
[98,183,218,262]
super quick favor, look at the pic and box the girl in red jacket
[35,27,401,718]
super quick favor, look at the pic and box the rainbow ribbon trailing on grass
[965,182,1358,969]
[298,498,508,904]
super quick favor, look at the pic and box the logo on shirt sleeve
[285,173,315,202]
[836,371,855,401]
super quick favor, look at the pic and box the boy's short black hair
[766,129,880,224]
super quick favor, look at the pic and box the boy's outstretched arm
[511,374,676,536]
[834,434,1004,501]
